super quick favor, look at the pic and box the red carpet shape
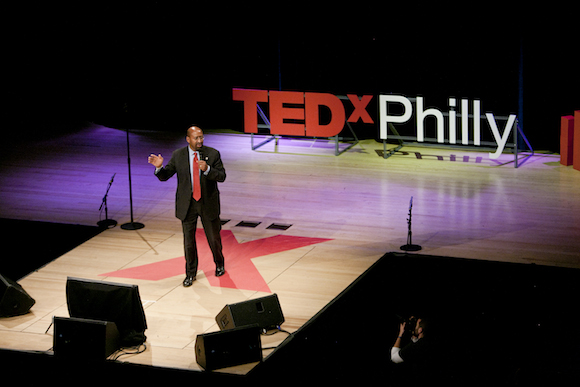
[100,229,332,292]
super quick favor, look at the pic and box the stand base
[97,219,117,229]
[121,221,145,230]
[400,244,422,252]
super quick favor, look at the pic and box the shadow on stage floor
[2,233,580,385]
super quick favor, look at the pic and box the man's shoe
[183,276,196,287]
[215,267,225,277]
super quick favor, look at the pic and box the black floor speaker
[0,274,35,317]
[53,316,121,361]
[195,325,262,371]
[215,293,284,331]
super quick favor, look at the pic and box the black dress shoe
[215,267,225,277]
[183,276,196,287]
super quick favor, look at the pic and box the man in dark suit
[148,126,226,287]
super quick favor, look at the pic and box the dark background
[4,3,578,151]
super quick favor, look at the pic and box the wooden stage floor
[1,123,579,374]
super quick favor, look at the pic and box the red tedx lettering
[347,94,374,124]
[305,92,345,137]
[269,90,305,136]
[232,88,372,138]
[232,89,268,134]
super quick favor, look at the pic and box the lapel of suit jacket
[179,146,192,189]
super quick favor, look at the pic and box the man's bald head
[186,126,204,151]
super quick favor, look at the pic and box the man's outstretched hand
[148,154,163,169]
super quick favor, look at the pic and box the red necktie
[192,153,201,201]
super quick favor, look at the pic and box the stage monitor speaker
[215,293,284,331]
[0,273,35,317]
[53,316,121,361]
[195,325,262,371]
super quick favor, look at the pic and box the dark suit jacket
[155,145,226,221]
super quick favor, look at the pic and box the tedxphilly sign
[232,88,517,159]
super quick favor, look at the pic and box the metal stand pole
[121,128,144,230]
[97,173,117,229]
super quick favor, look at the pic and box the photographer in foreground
[391,317,430,364]
[390,317,439,383]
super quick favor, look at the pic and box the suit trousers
[181,199,225,277]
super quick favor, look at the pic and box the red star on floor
[100,229,332,293]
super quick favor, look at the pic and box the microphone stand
[97,173,117,228]
[121,127,145,230]
[400,196,422,251]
